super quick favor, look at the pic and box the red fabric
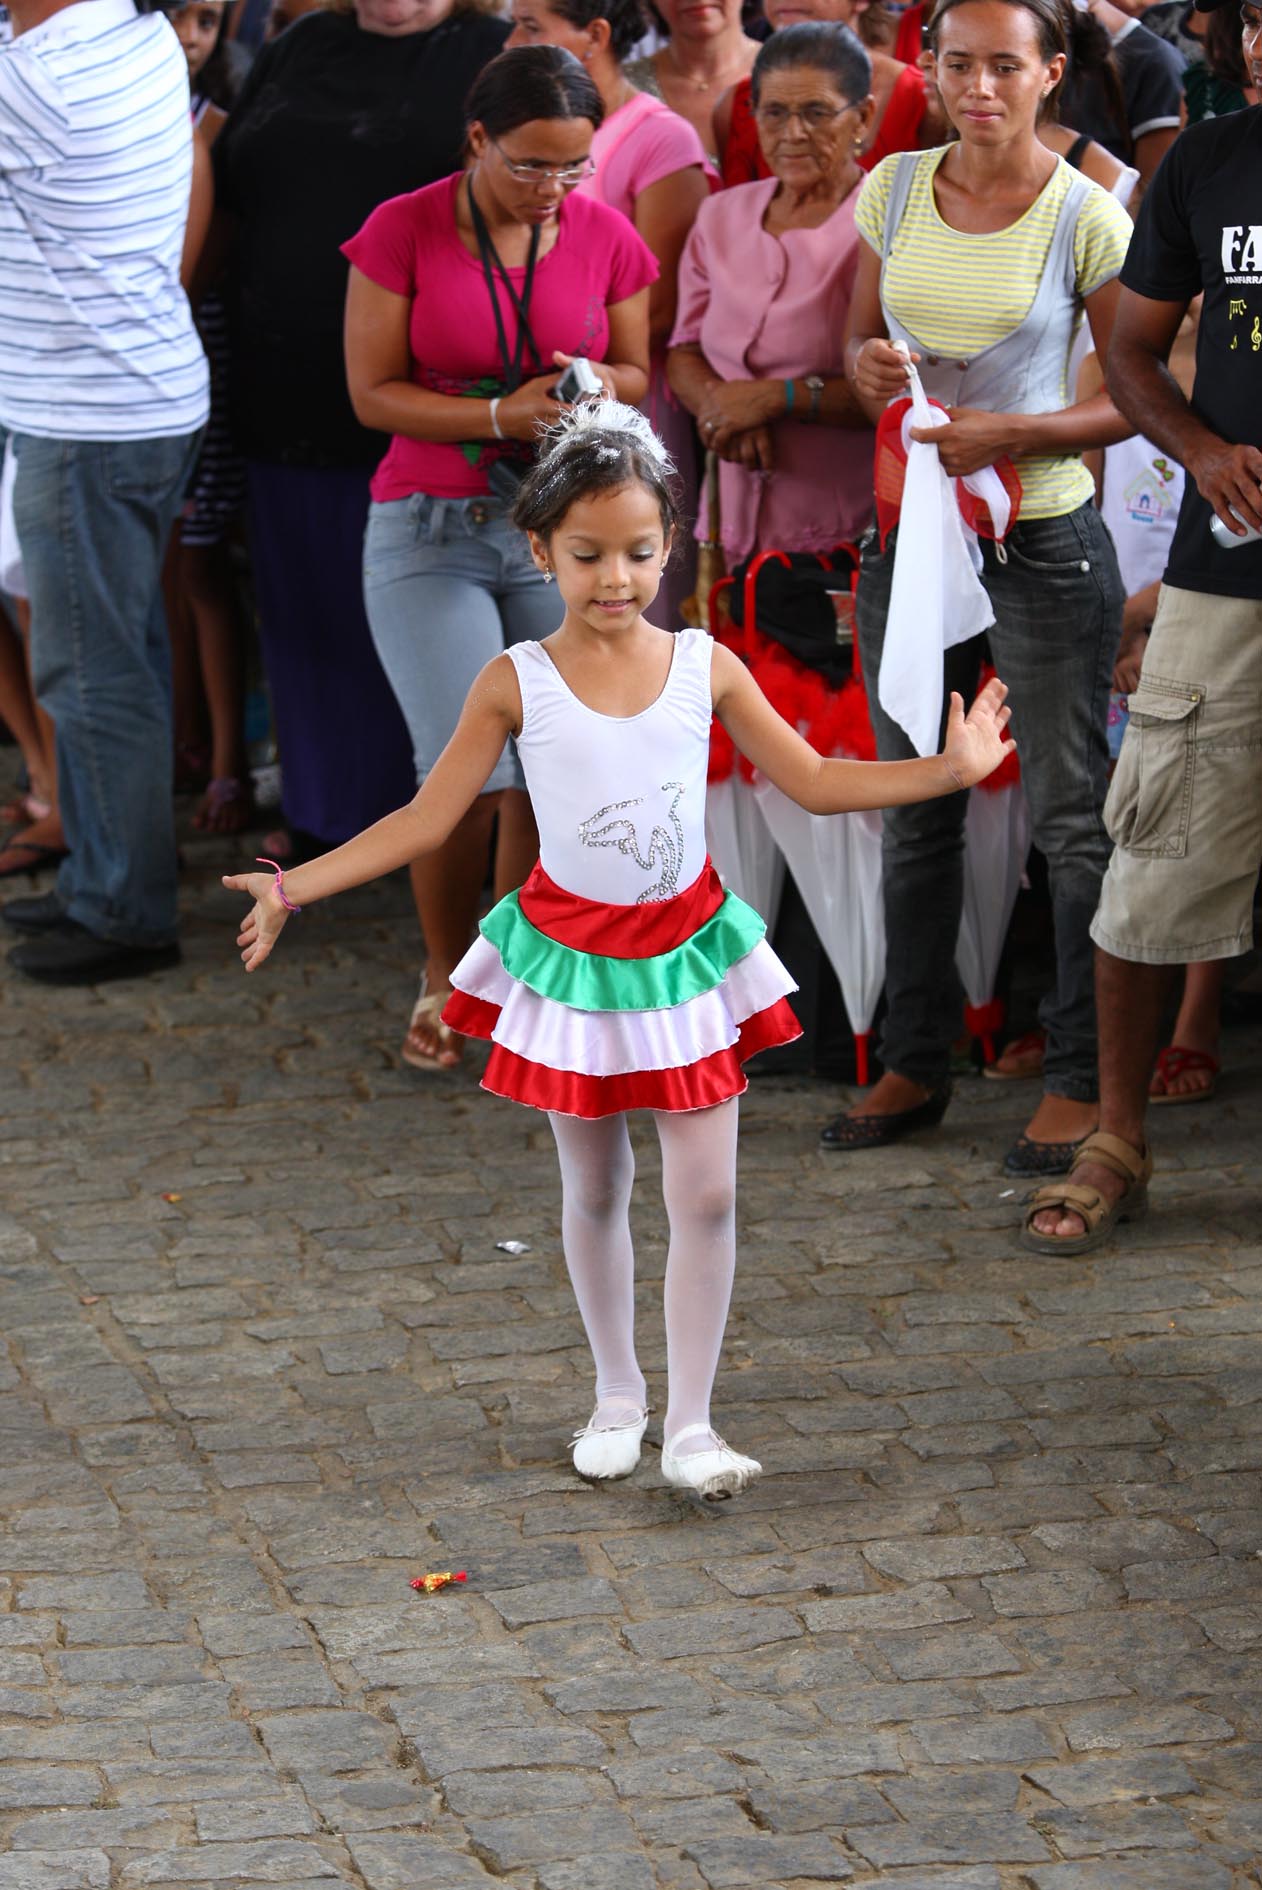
[874,399,1023,548]
[442,990,500,1040]
[515,857,726,956]
[975,665,1023,790]
[473,998,803,1117]
[894,4,925,63]
[721,66,926,189]
[864,62,927,171]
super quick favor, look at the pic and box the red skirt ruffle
[445,992,802,1118]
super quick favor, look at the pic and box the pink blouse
[576,91,713,221]
[669,176,875,565]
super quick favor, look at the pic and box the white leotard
[508,629,713,907]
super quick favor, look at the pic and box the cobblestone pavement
[1,791,1260,1890]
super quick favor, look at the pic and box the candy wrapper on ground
[410,1571,467,1594]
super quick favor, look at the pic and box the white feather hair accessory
[537,395,675,475]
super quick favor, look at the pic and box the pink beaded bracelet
[256,858,302,914]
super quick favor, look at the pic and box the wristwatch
[804,374,825,423]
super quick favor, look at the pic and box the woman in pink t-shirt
[343,46,656,1071]
[507,0,714,627]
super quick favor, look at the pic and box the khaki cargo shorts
[1092,583,1262,965]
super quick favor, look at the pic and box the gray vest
[878,151,1094,417]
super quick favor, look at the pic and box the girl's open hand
[942,677,1015,790]
[222,870,290,972]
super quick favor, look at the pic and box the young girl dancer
[225,403,1013,1501]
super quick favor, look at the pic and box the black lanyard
[467,176,543,394]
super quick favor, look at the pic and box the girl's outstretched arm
[223,656,521,971]
[712,644,1015,816]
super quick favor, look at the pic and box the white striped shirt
[0,0,208,439]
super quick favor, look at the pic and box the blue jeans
[13,430,203,946]
[856,501,1124,1101]
[363,493,563,794]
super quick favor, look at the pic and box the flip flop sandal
[1150,1043,1219,1106]
[1021,1131,1153,1256]
[1003,1127,1098,1178]
[401,981,462,1072]
[983,1029,1047,1081]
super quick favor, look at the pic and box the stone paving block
[255,1710,399,1775]
[464,1806,641,1869]
[0,1769,103,1810]
[623,1606,803,1660]
[861,1536,1025,1581]
[801,1583,972,1634]
[682,1832,853,1885]
[1022,1860,1233,1890]
[1036,1804,1198,1855]
[219,1657,341,1713]
[1022,1755,1198,1805]
[485,1577,622,1627]
[981,1569,1115,1616]
[875,1631,1022,1681]
[16,1573,150,1611]
[118,1842,343,1882]
[1029,1519,1212,1566]
[0,1853,111,1889]
[197,1614,310,1657]
[7,1810,181,1850]
[737,1733,903,1782]
[846,1815,1052,1868]
[607,1750,746,1800]
[406,1725,608,1775]
[1063,1702,1236,1751]
[534,1852,656,1890]
[744,1779,894,1831]
[704,1547,868,1598]
[976,1669,1130,1711]
[911,1714,1058,1764]
[344,1834,499,1888]
[194,1798,319,1842]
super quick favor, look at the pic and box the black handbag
[726,547,859,686]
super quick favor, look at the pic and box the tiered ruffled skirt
[442,858,801,1118]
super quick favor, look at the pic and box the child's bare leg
[183,541,252,830]
[0,602,47,800]
[548,1111,645,1424]
[163,530,208,775]
[656,1098,740,1452]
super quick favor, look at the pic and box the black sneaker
[8,924,181,985]
[1,890,69,933]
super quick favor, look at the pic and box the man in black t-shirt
[1023,4,1262,1255]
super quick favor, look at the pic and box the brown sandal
[1020,1131,1152,1256]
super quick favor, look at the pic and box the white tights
[548,1099,739,1456]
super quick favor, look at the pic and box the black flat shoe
[8,924,181,985]
[819,1084,952,1151]
[1002,1128,1098,1178]
[1,890,69,933]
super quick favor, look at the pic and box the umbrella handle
[854,1031,872,1089]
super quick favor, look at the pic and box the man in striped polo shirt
[0,0,208,982]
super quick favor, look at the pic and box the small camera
[552,358,603,404]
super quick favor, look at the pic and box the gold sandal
[400,979,461,1072]
[1020,1131,1152,1256]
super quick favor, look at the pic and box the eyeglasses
[753,100,856,132]
[489,137,596,186]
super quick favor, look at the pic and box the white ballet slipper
[661,1424,762,1501]
[570,1407,648,1481]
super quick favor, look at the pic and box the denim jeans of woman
[12,429,203,946]
[855,500,1124,1102]
[363,492,563,793]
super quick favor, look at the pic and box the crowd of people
[1,0,1259,1270]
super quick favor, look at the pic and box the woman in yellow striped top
[826,0,1133,1178]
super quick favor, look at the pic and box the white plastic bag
[878,359,994,756]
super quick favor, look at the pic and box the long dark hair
[465,44,605,138]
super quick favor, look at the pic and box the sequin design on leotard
[578,782,685,902]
